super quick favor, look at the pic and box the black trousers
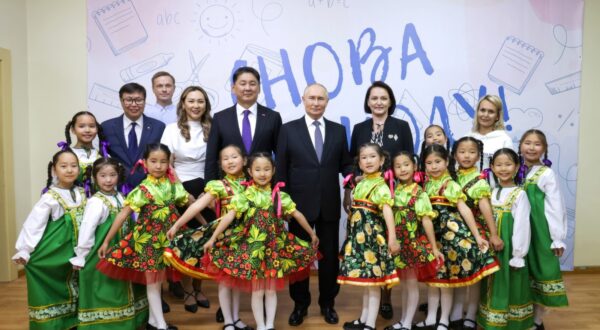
[288,214,340,309]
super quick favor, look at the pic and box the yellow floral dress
[338,173,399,288]
[425,172,499,287]
[456,167,493,239]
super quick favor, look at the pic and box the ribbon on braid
[543,158,553,167]
[241,180,254,188]
[271,182,286,218]
[166,165,177,183]
[41,187,49,194]
[342,173,355,190]
[131,159,147,175]
[413,171,427,184]
[517,162,528,185]
[100,141,110,158]
[120,183,133,196]
[383,169,395,195]
[83,179,92,197]
[57,141,69,151]
[480,168,492,180]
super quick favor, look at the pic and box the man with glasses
[102,82,166,189]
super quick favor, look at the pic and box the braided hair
[92,157,126,188]
[354,143,391,175]
[451,136,485,171]
[64,111,105,146]
[421,144,454,180]
[44,149,79,193]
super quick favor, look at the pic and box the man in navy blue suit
[205,66,282,181]
[101,82,166,190]
[277,83,353,326]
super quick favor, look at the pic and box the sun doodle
[193,0,242,45]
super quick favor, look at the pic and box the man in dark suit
[205,66,282,181]
[101,82,166,189]
[277,83,353,326]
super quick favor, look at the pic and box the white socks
[534,304,547,325]
[401,278,419,328]
[450,286,466,321]
[265,290,277,329]
[465,283,480,323]
[365,287,381,328]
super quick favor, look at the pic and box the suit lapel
[137,115,153,161]
[252,105,266,152]
[114,115,129,162]
[297,118,320,164]
[321,119,335,163]
[228,107,245,149]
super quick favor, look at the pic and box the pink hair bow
[480,168,492,180]
[272,182,286,218]
[383,169,395,195]
[342,173,355,189]
[131,159,147,175]
[413,171,426,184]
[166,165,177,183]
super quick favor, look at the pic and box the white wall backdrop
[87,0,583,270]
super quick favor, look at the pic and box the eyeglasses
[122,98,145,105]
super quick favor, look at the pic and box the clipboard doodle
[92,0,148,56]
[488,36,543,95]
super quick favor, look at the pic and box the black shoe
[168,281,184,299]
[161,298,170,314]
[288,307,308,326]
[223,324,235,330]
[379,303,393,320]
[320,306,339,324]
[216,307,224,323]
[418,302,428,312]
[449,319,463,330]
[183,290,198,313]
[462,318,476,330]
[414,321,436,330]
[534,323,545,330]
[384,322,404,330]
[233,319,255,330]
[344,319,365,330]
[196,295,210,309]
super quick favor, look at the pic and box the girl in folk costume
[164,145,253,330]
[339,143,400,330]
[70,157,148,329]
[384,151,443,330]
[13,149,86,330]
[449,136,504,330]
[416,144,499,330]
[478,148,533,329]
[97,143,194,330]
[202,152,319,330]
[519,129,568,329]
[61,111,109,196]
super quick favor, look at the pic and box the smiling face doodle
[199,4,235,38]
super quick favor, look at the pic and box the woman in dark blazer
[348,81,414,320]
[349,81,414,158]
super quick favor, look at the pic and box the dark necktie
[242,110,252,154]
[313,121,323,162]
[128,122,138,161]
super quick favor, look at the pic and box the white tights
[251,289,277,330]
[147,282,167,329]
[357,287,381,328]
[219,284,246,328]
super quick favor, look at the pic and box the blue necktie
[313,121,323,162]
[242,110,252,154]
[128,122,138,161]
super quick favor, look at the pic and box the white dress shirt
[491,186,531,268]
[122,115,144,147]
[466,130,514,169]
[13,187,85,262]
[236,103,257,139]
[70,192,125,268]
[145,103,177,124]
[527,165,568,250]
[71,147,100,168]
[161,121,207,182]
[304,115,326,149]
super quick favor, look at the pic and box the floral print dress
[203,183,319,292]
[457,167,493,239]
[164,175,246,279]
[392,182,440,280]
[97,175,188,284]
[338,173,399,288]
[425,172,499,287]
